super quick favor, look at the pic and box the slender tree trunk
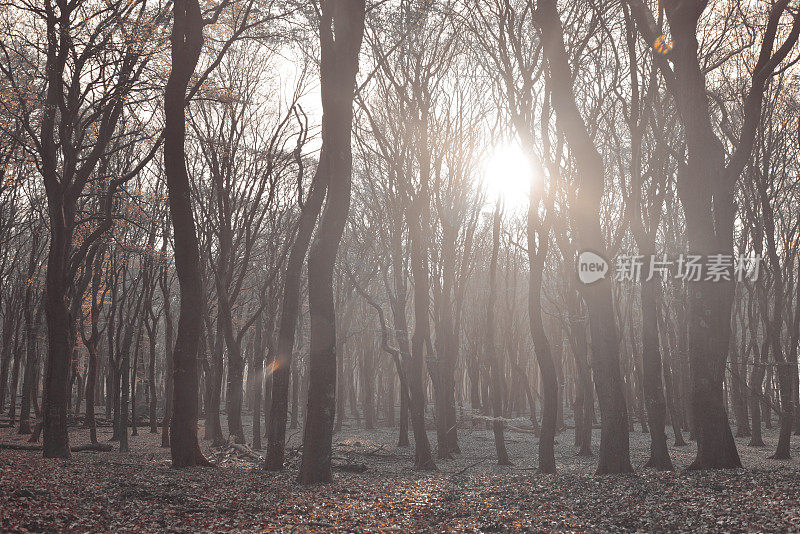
[526,181,557,471]
[361,336,376,430]
[388,233,412,448]
[265,170,327,470]
[640,266,673,470]
[0,294,17,414]
[225,347,246,444]
[251,313,268,450]
[84,248,104,444]
[7,322,23,424]
[18,305,42,435]
[658,308,686,446]
[205,330,224,445]
[160,262,174,448]
[131,318,143,436]
[487,203,511,466]
[147,314,159,434]
[119,325,133,453]
[749,328,767,446]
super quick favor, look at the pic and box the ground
[1,415,799,533]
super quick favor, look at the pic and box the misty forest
[1,0,800,531]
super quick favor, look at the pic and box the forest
[1,0,800,531]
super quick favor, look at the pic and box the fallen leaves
[0,424,798,532]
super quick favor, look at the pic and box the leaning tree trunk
[264,162,326,471]
[297,0,365,485]
[535,0,632,474]
[164,0,211,468]
[526,182,557,472]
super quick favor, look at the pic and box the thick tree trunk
[298,0,366,485]
[42,214,73,459]
[535,0,631,474]
[164,0,211,468]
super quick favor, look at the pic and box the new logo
[577,251,609,285]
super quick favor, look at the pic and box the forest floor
[1,414,799,533]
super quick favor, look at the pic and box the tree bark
[164,0,211,468]
[298,0,366,485]
[487,203,511,466]
[264,159,326,471]
[527,225,556,471]
[535,0,632,474]
[18,304,42,435]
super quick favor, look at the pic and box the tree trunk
[160,263,174,448]
[18,305,42,435]
[84,248,104,444]
[297,0,365,485]
[164,0,211,468]
[640,266,673,470]
[147,314,159,434]
[0,294,16,414]
[487,203,511,466]
[749,337,767,447]
[205,330,224,445]
[225,349,246,444]
[264,163,327,471]
[42,212,73,459]
[526,182,557,471]
[535,0,631,474]
[119,324,133,453]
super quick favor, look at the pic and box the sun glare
[483,142,535,212]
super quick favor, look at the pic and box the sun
[482,141,535,212]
